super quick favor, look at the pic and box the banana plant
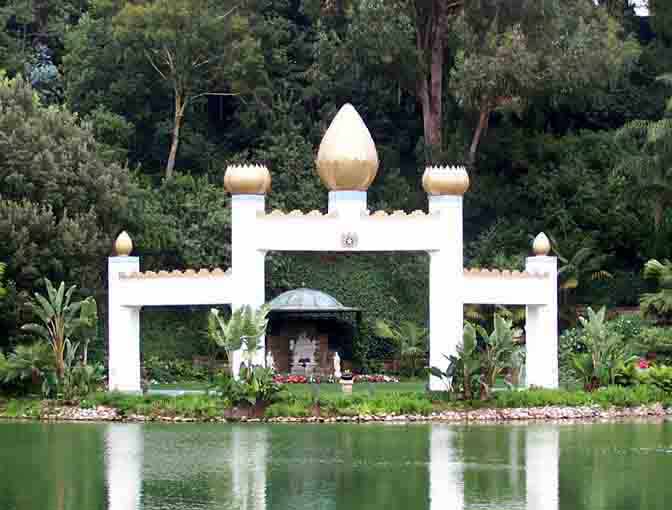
[209,305,270,371]
[430,322,481,399]
[571,307,635,390]
[20,279,92,379]
[479,315,521,399]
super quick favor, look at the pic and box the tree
[407,0,462,160]
[112,0,261,178]
[0,262,6,301]
[650,0,672,45]
[0,74,129,347]
[640,259,672,322]
[616,80,672,242]
[453,0,640,168]
[337,0,462,161]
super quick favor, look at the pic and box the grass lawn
[151,380,428,394]
[282,381,427,397]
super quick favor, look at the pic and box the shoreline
[2,403,670,425]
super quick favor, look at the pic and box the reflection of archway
[107,103,558,393]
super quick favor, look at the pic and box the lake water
[0,420,671,509]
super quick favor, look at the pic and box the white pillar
[525,256,558,388]
[525,426,559,510]
[106,424,143,510]
[328,190,368,220]
[428,195,464,391]
[430,425,464,510]
[108,256,141,393]
[231,195,267,375]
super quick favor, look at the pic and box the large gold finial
[532,232,551,256]
[422,166,470,196]
[316,104,379,191]
[224,164,271,195]
[114,231,133,256]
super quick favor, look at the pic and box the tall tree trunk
[416,13,444,162]
[166,92,186,179]
[468,106,490,169]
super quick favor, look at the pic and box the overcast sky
[633,0,649,16]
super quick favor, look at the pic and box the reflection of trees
[558,422,672,510]
[0,422,106,510]
[266,424,430,510]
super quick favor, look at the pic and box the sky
[633,0,649,16]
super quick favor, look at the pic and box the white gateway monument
[107,104,558,393]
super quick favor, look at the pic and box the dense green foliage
[2,1,672,370]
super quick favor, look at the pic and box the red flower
[638,359,650,369]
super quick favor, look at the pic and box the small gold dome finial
[316,103,379,191]
[422,166,470,196]
[224,164,271,195]
[114,231,133,256]
[532,232,551,256]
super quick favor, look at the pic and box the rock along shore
[4,403,672,424]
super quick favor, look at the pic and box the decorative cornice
[120,268,232,280]
[257,209,339,219]
[463,268,549,279]
[366,210,440,219]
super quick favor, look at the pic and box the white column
[328,190,368,220]
[106,424,143,510]
[231,195,267,375]
[525,426,559,510]
[430,425,464,510]
[428,195,464,391]
[525,256,558,388]
[108,256,141,393]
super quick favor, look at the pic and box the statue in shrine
[333,351,341,379]
[266,350,276,372]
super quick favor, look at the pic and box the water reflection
[526,427,559,510]
[95,421,672,510]
[230,427,267,509]
[105,424,143,510]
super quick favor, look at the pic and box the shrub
[560,312,648,387]
[637,365,672,393]
[213,367,281,407]
[143,356,210,383]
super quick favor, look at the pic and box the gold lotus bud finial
[114,231,133,257]
[422,166,470,196]
[224,164,271,195]
[532,232,551,256]
[316,103,379,191]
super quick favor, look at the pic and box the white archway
[107,104,558,393]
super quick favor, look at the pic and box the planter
[340,378,354,395]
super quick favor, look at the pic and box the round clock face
[341,232,358,249]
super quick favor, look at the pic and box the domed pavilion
[266,288,361,376]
